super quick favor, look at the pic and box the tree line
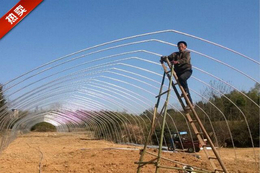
[0,83,259,147]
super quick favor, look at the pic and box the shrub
[31,122,56,132]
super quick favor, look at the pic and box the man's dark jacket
[167,50,192,75]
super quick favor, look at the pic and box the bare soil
[0,132,258,173]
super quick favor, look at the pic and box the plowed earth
[0,132,258,173]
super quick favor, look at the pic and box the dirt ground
[0,132,258,173]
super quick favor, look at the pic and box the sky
[0,0,259,110]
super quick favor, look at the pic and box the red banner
[0,0,43,39]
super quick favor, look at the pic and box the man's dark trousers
[177,70,193,105]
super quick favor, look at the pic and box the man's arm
[168,52,176,61]
[160,52,176,63]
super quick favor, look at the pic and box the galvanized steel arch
[0,29,259,171]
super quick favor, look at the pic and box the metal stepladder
[135,58,228,173]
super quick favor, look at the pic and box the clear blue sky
[0,0,259,100]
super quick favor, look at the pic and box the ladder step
[195,132,204,135]
[134,161,157,165]
[208,156,217,159]
[184,105,195,111]
[155,89,170,98]
[166,70,172,74]
[214,169,224,172]
[189,119,197,123]
[180,93,188,98]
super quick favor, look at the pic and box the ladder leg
[155,66,174,173]
[136,72,167,173]
[191,110,229,172]
[136,106,157,173]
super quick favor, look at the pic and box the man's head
[177,41,187,52]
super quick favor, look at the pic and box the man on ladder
[135,40,228,173]
[161,41,194,110]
